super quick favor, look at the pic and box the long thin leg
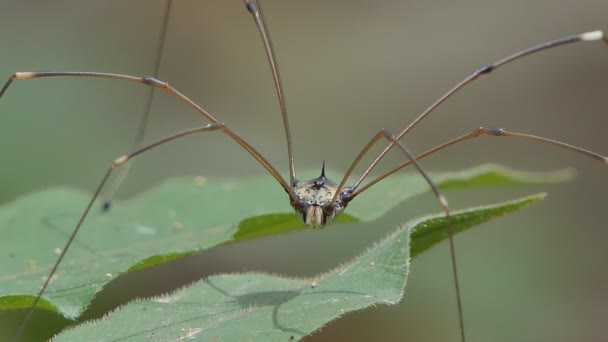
[380,131,466,342]
[0,71,296,201]
[103,0,174,206]
[7,3,299,339]
[351,30,608,191]
[344,126,608,340]
[1,1,300,195]
[329,122,608,340]
[329,129,466,342]
[244,0,297,185]
[0,72,215,122]
[355,127,608,197]
[10,122,245,341]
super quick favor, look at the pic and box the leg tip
[102,201,112,212]
[580,30,604,42]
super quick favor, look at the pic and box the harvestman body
[2,1,608,341]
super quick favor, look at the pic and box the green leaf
[54,194,545,341]
[0,165,569,322]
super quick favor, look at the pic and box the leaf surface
[54,194,545,341]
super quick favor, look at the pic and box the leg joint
[379,128,396,140]
[477,126,506,136]
[112,155,128,168]
[142,76,168,88]
[204,122,225,131]
[475,64,493,76]
[14,72,37,80]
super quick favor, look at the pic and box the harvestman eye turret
[2,1,607,341]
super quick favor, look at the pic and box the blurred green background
[1,0,607,341]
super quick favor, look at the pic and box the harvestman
[2,1,608,341]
